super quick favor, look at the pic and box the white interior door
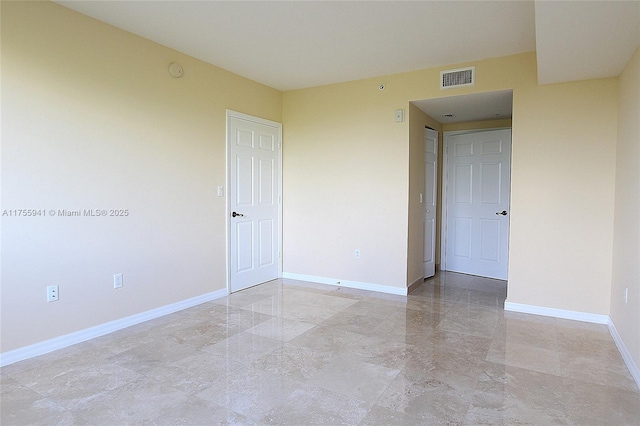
[228,111,281,293]
[444,129,511,280]
[424,128,438,278]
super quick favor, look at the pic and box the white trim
[504,301,609,324]
[282,272,408,296]
[424,127,438,279]
[440,132,449,271]
[443,127,512,138]
[226,110,283,294]
[607,318,640,389]
[0,289,228,367]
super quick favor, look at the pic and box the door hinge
[277,141,282,149]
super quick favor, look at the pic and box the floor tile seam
[505,312,563,328]
[190,391,254,421]
[494,325,560,339]
[494,337,560,352]
[1,366,39,382]
[436,298,504,312]
[559,370,640,394]
[261,384,370,425]
[1,377,54,406]
[432,325,493,337]
[365,389,413,423]
[2,393,70,420]
[496,340,564,363]
[42,379,135,412]
[0,346,113,378]
[213,330,285,350]
[556,349,628,367]
[554,323,611,334]
[311,320,369,335]
[488,332,563,350]
[360,404,425,425]
[559,378,640,422]
[465,390,572,424]
[212,298,270,309]
[484,356,565,382]
[245,316,318,330]
[308,367,397,413]
[249,376,322,422]
[4,359,135,393]
[479,359,567,387]
[236,299,355,316]
[303,288,366,299]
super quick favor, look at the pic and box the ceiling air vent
[440,66,475,89]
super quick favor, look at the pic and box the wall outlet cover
[114,273,123,289]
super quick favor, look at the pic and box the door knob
[231,212,244,217]
[496,210,508,216]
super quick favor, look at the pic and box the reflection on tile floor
[2,271,639,424]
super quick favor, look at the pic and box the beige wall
[507,78,618,314]
[610,46,640,369]
[282,80,410,288]
[283,52,618,317]
[1,2,282,352]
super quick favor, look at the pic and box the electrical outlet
[47,285,59,302]
[355,249,361,259]
[114,273,123,289]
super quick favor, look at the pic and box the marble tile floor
[2,271,639,425]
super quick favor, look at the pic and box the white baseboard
[282,272,408,296]
[0,288,228,367]
[607,318,640,389]
[504,301,609,324]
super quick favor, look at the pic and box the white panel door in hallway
[228,111,282,293]
[444,129,511,280]
[424,128,438,278]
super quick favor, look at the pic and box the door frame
[226,110,283,294]
[440,127,512,276]
[424,127,438,278]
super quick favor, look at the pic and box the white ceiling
[413,90,513,124]
[536,1,640,84]
[55,0,639,122]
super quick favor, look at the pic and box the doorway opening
[412,89,513,283]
